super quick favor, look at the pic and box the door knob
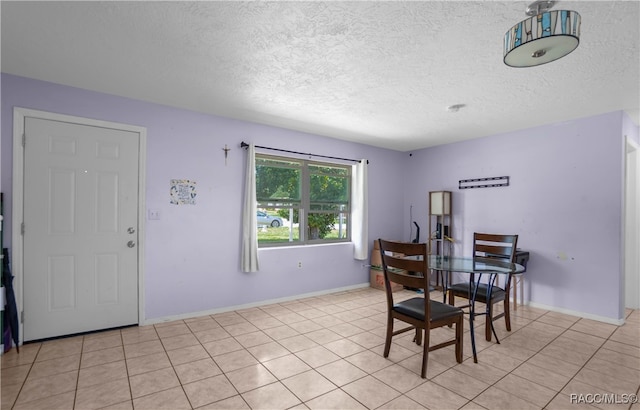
[127,227,136,234]
[127,240,136,248]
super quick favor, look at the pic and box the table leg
[488,313,500,343]
[470,276,479,363]
[513,277,518,311]
[469,272,502,363]
[487,273,501,344]
[469,303,477,363]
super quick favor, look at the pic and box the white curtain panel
[352,159,369,260]
[241,143,259,272]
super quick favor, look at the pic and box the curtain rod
[241,141,367,164]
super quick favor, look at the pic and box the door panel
[50,168,76,233]
[23,117,139,341]
[49,255,76,310]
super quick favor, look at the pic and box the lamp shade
[430,191,451,215]
[504,10,580,67]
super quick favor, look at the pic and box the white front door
[22,116,140,341]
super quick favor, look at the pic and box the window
[255,154,351,246]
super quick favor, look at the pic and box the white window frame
[256,153,352,247]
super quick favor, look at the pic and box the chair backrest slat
[474,233,518,263]
[378,239,431,310]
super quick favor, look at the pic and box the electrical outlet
[148,209,161,220]
[298,262,302,268]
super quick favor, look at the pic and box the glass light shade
[504,10,580,67]
[430,191,451,215]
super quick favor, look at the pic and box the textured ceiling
[1,1,639,151]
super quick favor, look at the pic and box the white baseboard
[527,301,625,326]
[143,282,371,326]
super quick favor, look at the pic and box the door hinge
[20,311,24,323]
[21,222,25,235]
[22,133,26,147]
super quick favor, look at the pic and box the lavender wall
[1,73,635,324]
[403,111,632,321]
[1,74,406,322]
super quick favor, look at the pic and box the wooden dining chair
[447,233,518,341]
[378,239,464,378]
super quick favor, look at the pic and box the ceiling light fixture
[447,104,465,113]
[504,0,581,68]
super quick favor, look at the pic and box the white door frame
[624,136,640,311]
[12,107,147,344]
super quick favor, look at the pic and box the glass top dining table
[428,255,525,275]
[427,255,525,363]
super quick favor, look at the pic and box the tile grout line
[425,308,576,409]
[485,311,635,410]
[120,329,136,410]
[8,341,41,409]
[73,335,84,410]
[3,292,638,410]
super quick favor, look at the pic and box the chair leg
[455,317,463,363]
[421,329,430,378]
[415,327,422,346]
[384,314,393,358]
[485,303,493,341]
[504,296,512,332]
[446,291,456,329]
